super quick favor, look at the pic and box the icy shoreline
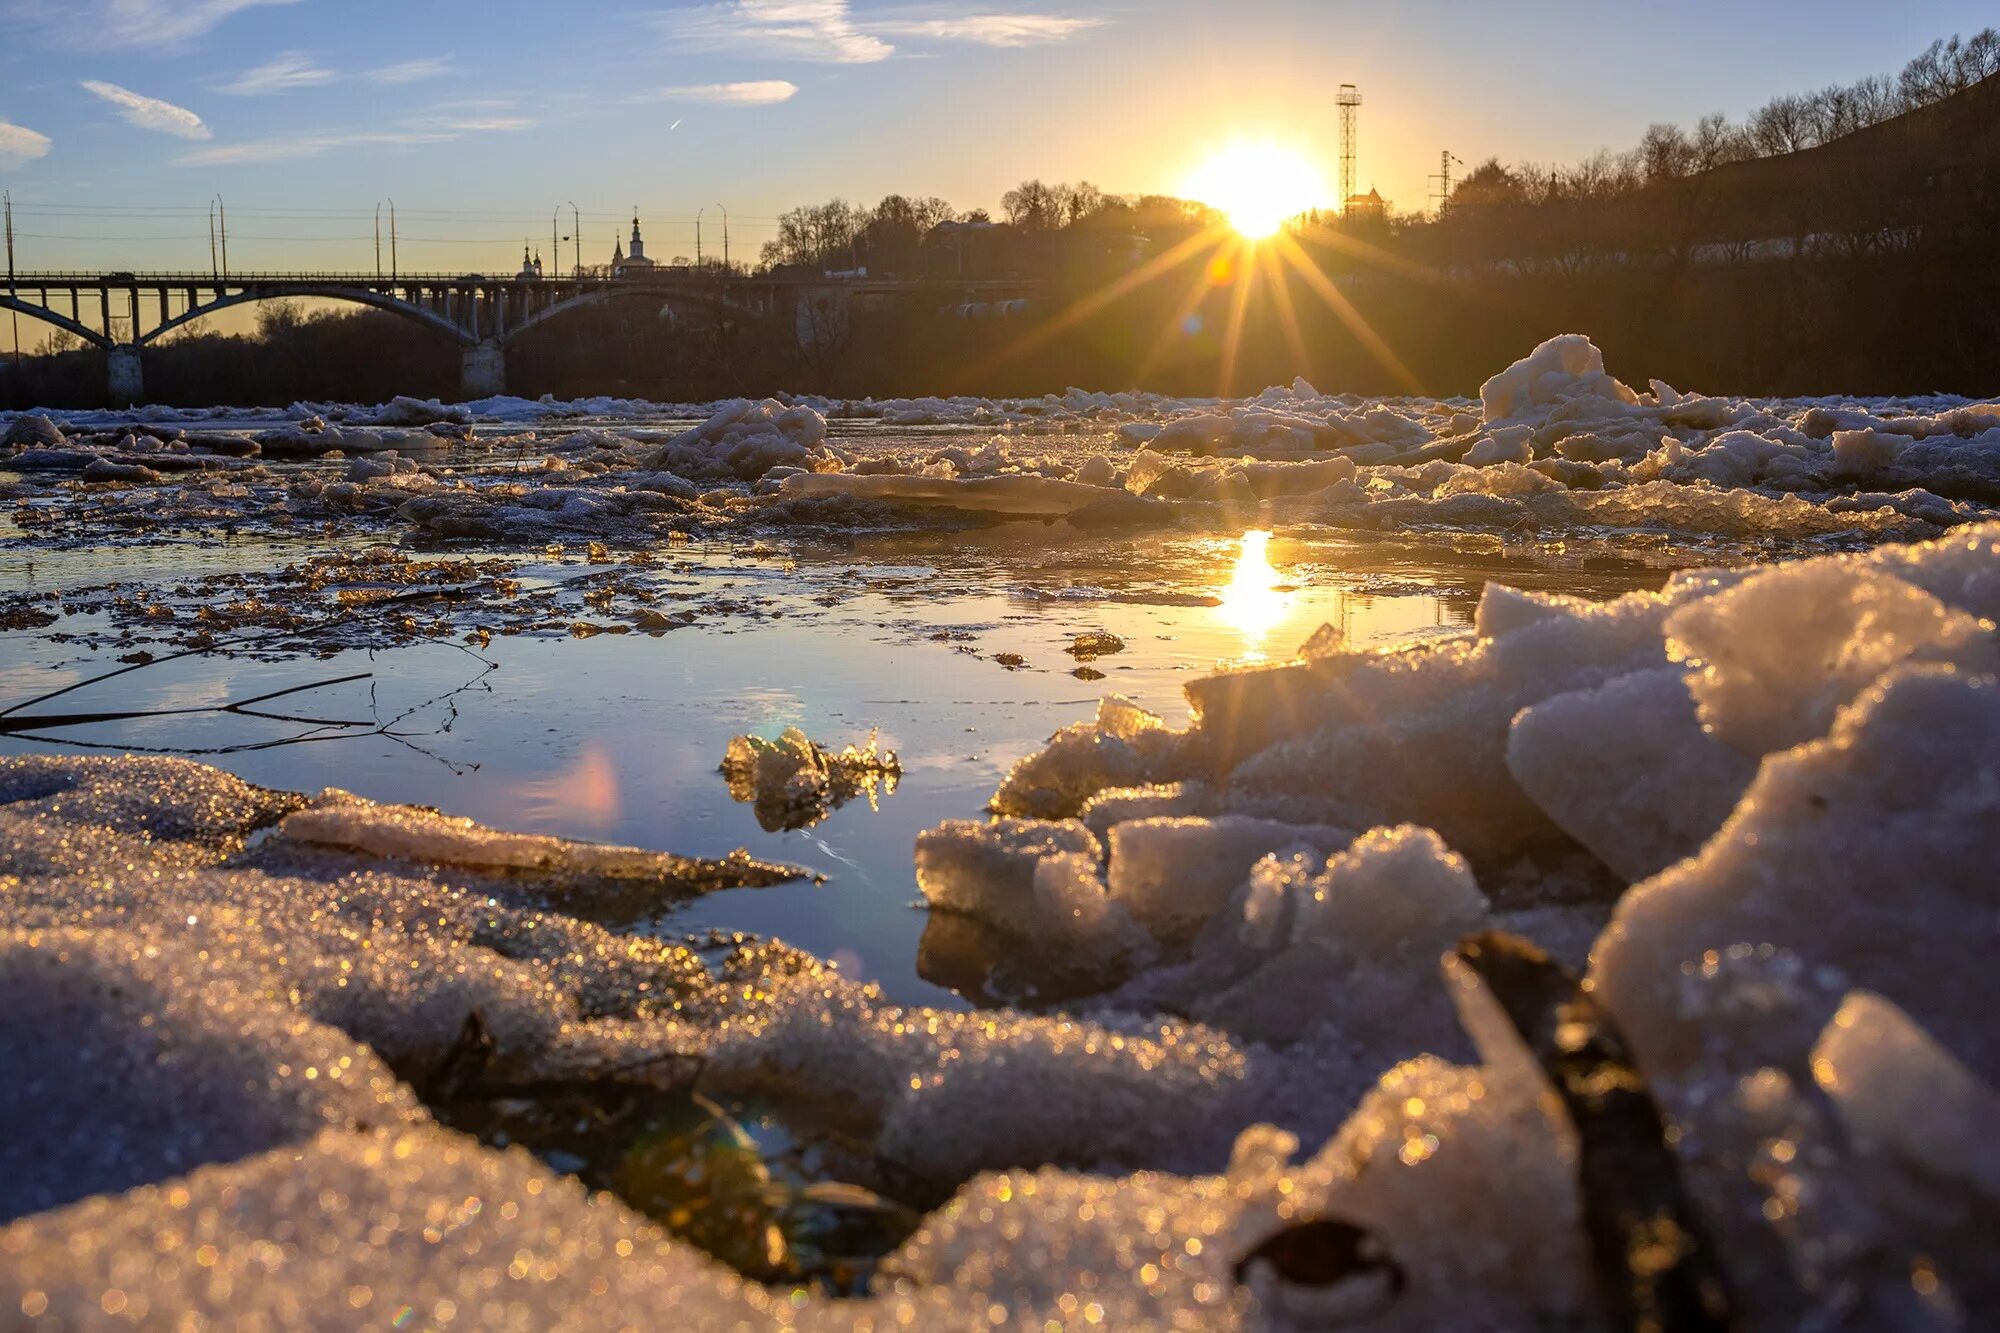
[3,517,1995,1327]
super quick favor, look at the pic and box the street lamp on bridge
[210,195,228,281]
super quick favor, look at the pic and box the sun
[1182,142,1329,240]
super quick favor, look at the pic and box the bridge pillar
[107,345,144,404]
[460,339,506,399]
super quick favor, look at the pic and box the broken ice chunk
[1665,560,2000,755]
[1592,663,2000,1090]
[1507,666,1756,882]
[1106,815,1353,939]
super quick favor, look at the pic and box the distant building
[516,246,544,282]
[612,212,656,279]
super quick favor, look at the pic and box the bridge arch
[502,284,782,346]
[138,285,476,348]
[0,296,114,351]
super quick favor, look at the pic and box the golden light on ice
[1218,529,1290,656]
[1183,143,1329,239]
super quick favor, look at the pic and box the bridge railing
[4,271,520,283]
[4,270,1040,288]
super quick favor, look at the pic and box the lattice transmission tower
[1337,84,1362,211]
[1431,150,1464,217]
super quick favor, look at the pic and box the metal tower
[1337,84,1362,210]
[1431,150,1464,217]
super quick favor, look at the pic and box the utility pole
[551,205,560,280]
[715,203,729,270]
[387,198,397,280]
[214,194,229,279]
[209,200,220,279]
[1337,84,1362,213]
[695,208,704,267]
[568,201,580,278]
[374,202,383,279]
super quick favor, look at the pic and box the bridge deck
[1,269,1039,401]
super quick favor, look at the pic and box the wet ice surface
[4,340,1997,1328]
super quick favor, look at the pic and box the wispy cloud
[209,52,454,95]
[0,121,54,168]
[213,50,336,94]
[645,80,799,105]
[407,98,536,132]
[419,113,537,131]
[365,56,454,85]
[178,104,530,165]
[875,13,1107,46]
[80,79,212,139]
[175,129,452,165]
[18,0,299,50]
[654,0,892,63]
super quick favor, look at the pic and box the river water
[0,421,1729,1008]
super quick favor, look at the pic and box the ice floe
[10,334,1999,552]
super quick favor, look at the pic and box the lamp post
[4,191,17,370]
[386,197,397,280]
[213,195,228,280]
[568,202,580,279]
[374,202,383,280]
[715,203,728,270]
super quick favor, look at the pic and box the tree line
[758,186,1223,275]
[1446,28,1997,217]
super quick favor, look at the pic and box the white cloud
[79,79,212,139]
[365,56,454,85]
[649,80,798,105]
[0,121,54,168]
[19,0,299,50]
[653,0,892,63]
[876,13,1107,46]
[214,50,336,95]
[175,129,451,165]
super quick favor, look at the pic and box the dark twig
[0,671,374,734]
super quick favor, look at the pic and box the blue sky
[0,0,1992,281]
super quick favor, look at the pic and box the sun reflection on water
[1217,530,1291,659]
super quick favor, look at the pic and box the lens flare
[1183,143,1329,240]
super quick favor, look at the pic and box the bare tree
[1001,180,1068,231]
[760,200,869,271]
[1747,94,1812,155]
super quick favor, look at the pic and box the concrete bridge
[0,270,1040,401]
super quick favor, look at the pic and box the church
[610,211,656,279]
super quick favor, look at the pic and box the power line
[12,228,776,243]
[8,202,787,223]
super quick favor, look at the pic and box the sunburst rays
[955,203,1427,397]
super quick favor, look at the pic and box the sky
[0,0,1992,310]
